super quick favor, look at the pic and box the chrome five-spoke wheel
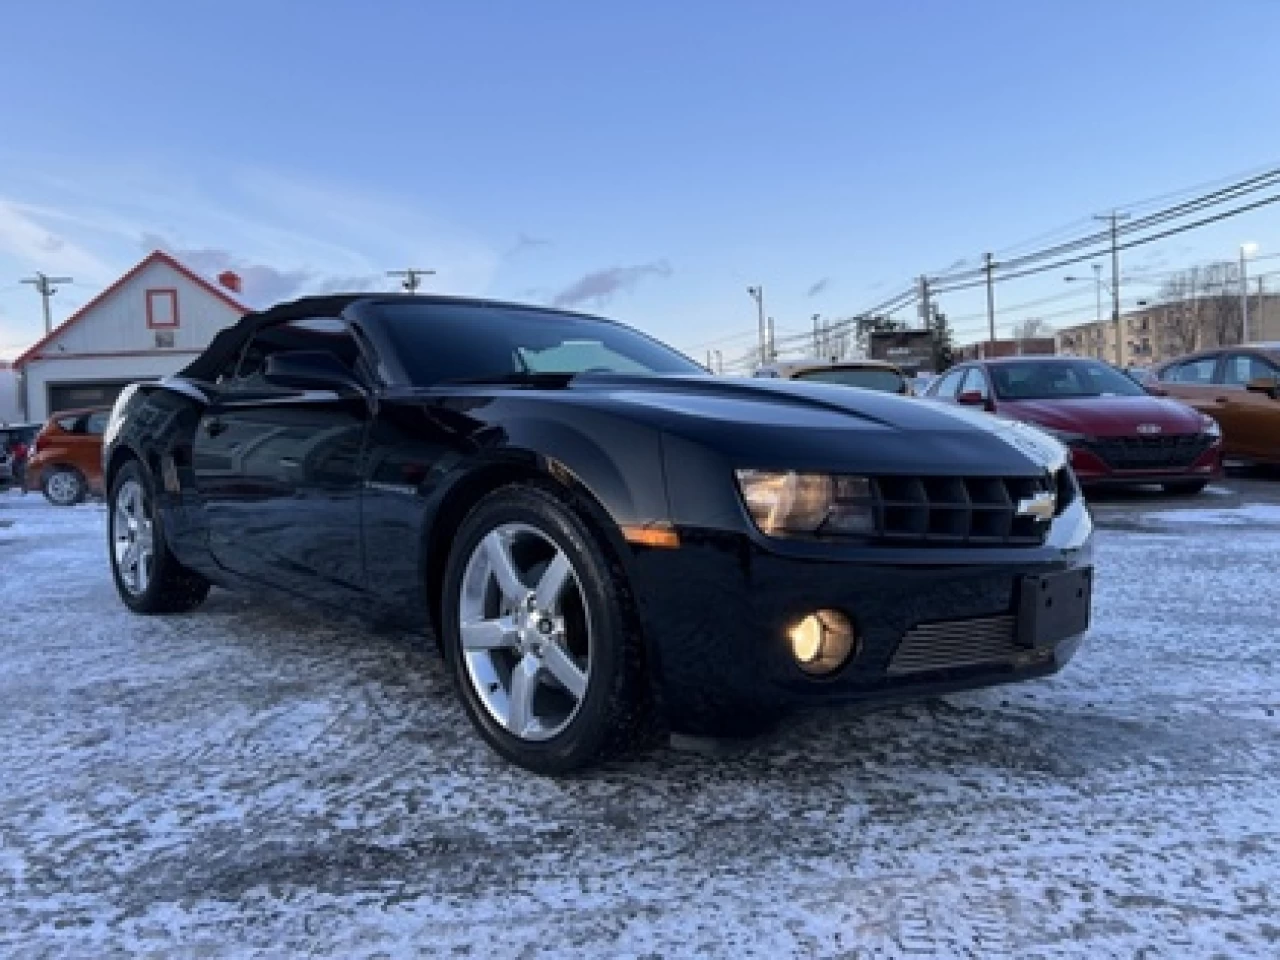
[458,522,591,741]
[112,478,155,596]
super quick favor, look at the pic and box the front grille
[868,474,1055,547]
[1078,434,1211,470]
[887,614,1018,675]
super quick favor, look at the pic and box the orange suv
[25,407,110,506]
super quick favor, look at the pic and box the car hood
[452,374,1070,475]
[997,395,1207,437]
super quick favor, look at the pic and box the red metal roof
[14,250,250,368]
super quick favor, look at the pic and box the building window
[146,288,179,328]
[154,330,175,349]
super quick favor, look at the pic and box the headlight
[735,470,876,537]
[1201,415,1221,439]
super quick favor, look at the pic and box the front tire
[1163,480,1209,496]
[43,467,85,506]
[108,460,211,614]
[441,484,658,774]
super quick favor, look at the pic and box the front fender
[492,411,671,527]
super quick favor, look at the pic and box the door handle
[1213,396,1229,404]
[205,418,228,438]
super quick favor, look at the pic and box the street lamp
[1240,242,1259,344]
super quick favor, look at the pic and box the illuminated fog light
[788,609,857,675]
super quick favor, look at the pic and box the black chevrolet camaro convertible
[102,295,1093,773]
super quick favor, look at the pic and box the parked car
[1,422,41,491]
[104,294,1092,773]
[753,358,913,395]
[25,407,110,505]
[1149,343,1280,465]
[1124,365,1154,385]
[923,356,1223,494]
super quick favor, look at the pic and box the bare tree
[1154,267,1205,357]
[1011,317,1052,342]
[1198,260,1242,347]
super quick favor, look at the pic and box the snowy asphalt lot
[1,477,1278,958]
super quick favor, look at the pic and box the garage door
[47,381,136,416]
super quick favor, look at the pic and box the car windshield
[378,303,704,385]
[990,360,1147,399]
[792,367,905,392]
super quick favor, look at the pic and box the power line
[932,191,1280,294]
[929,166,1280,286]
[718,164,1280,369]
[986,160,1280,261]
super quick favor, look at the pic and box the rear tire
[43,467,85,506]
[1162,480,1208,496]
[108,460,211,614]
[440,483,659,774]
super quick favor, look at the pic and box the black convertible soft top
[177,293,607,383]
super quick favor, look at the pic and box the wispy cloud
[0,200,118,284]
[139,233,385,305]
[551,261,672,308]
[505,232,553,259]
[806,277,830,297]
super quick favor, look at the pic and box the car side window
[961,367,990,399]
[86,412,110,435]
[55,415,82,432]
[1161,356,1217,384]
[931,368,967,399]
[229,317,364,393]
[1220,353,1280,387]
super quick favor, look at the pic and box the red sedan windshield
[991,360,1147,400]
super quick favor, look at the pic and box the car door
[1215,352,1280,460]
[192,317,373,601]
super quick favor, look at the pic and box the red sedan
[924,356,1223,494]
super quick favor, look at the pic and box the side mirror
[956,389,989,409]
[264,351,365,396]
[1246,375,1279,398]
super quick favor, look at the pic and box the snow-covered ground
[1,481,1278,958]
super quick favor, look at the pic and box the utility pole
[812,314,821,357]
[747,286,765,365]
[767,316,776,363]
[1095,211,1129,365]
[713,349,723,374]
[983,253,996,357]
[387,267,436,293]
[1091,263,1103,326]
[21,272,74,334]
[917,275,931,331]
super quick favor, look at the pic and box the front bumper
[628,499,1094,731]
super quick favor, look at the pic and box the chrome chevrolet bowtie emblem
[1136,423,1162,435]
[1016,490,1057,521]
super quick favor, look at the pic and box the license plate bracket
[1017,567,1092,649]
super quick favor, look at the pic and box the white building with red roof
[13,250,248,421]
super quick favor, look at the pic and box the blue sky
[3,0,1280,364]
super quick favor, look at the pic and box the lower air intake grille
[887,614,1019,676]
[1078,434,1211,470]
